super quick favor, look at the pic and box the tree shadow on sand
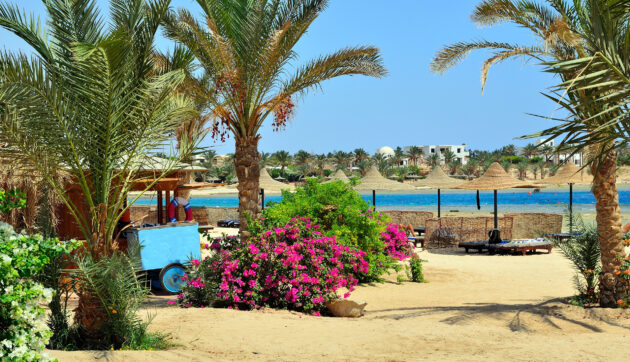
[367,298,630,333]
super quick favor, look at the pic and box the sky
[0,0,561,155]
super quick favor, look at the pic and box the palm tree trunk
[235,135,261,239]
[591,150,628,307]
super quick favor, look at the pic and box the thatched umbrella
[227,168,294,193]
[455,162,540,241]
[325,169,350,183]
[412,167,464,217]
[536,162,591,232]
[354,166,415,206]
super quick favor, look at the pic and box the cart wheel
[159,263,186,294]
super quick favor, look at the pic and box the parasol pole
[493,189,498,229]
[569,183,573,234]
[260,188,265,211]
[372,190,376,208]
[437,188,441,218]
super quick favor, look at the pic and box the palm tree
[272,150,292,175]
[372,152,389,174]
[353,148,368,165]
[259,151,271,168]
[406,146,423,167]
[0,0,198,338]
[164,0,386,236]
[522,143,538,159]
[294,150,311,166]
[428,153,440,167]
[356,159,372,176]
[447,160,460,175]
[442,149,456,165]
[314,154,328,176]
[431,0,629,306]
[516,161,528,180]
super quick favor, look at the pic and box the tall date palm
[431,0,629,306]
[164,0,386,237]
[0,0,199,337]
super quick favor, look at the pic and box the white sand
[49,247,630,361]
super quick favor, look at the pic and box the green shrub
[0,222,79,361]
[0,189,26,214]
[551,215,600,303]
[71,249,155,350]
[256,179,398,281]
[409,256,425,283]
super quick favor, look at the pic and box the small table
[413,226,426,249]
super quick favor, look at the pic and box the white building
[403,144,469,165]
[534,139,584,166]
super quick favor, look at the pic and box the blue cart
[126,222,201,294]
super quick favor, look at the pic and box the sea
[133,189,630,214]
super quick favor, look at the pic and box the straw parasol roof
[455,162,540,190]
[227,168,294,192]
[412,167,464,189]
[354,166,416,191]
[325,169,350,183]
[536,162,591,185]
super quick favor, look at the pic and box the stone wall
[382,210,434,227]
[505,213,563,239]
[130,206,238,226]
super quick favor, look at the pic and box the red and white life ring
[168,197,194,223]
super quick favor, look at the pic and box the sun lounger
[489,239,553,256]
[459,239,553,255]
[217,219,241,228]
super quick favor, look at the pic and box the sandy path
[49,248,630,361]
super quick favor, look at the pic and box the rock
[325,299,367,318]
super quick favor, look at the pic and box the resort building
[522,139,584,166]
[403,144,470,165]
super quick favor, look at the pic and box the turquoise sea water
[133,190,630,214]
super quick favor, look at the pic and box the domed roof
[377,146,394,156]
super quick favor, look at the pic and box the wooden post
[165,189,171,224]
[437,188,441,218]
[157,191,163,225]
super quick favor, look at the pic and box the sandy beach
[49,242,630,361]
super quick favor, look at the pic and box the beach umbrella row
[455,162,540,242]
[536,162,591,233]
[411,167,463,217]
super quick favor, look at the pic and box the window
[440,148,445,152]
[457,148,461,153]
[431,148,435,153]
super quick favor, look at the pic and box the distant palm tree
[428,154,440,167]
[314,154,328,176]
[164,0,386,236]
[406,146,423,167]
[500,159,512,174]
[442,149,456,165]
[273,151,292,175]
[447,160,460,175]
[353,148,368,165]
[372,153,389,174]
[332,151,349,171]
[294,150,311,166]
[259,152,271,168]
[522,143,538,159]
[356,159,372,176]
[516,161,528,180]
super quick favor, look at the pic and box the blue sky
[0,0,560,155]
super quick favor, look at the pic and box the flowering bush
[381,223,413,261]
[0,222,78,361]
[180,219,369,315]
[257,179,402,281]
[175,256,220,308]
